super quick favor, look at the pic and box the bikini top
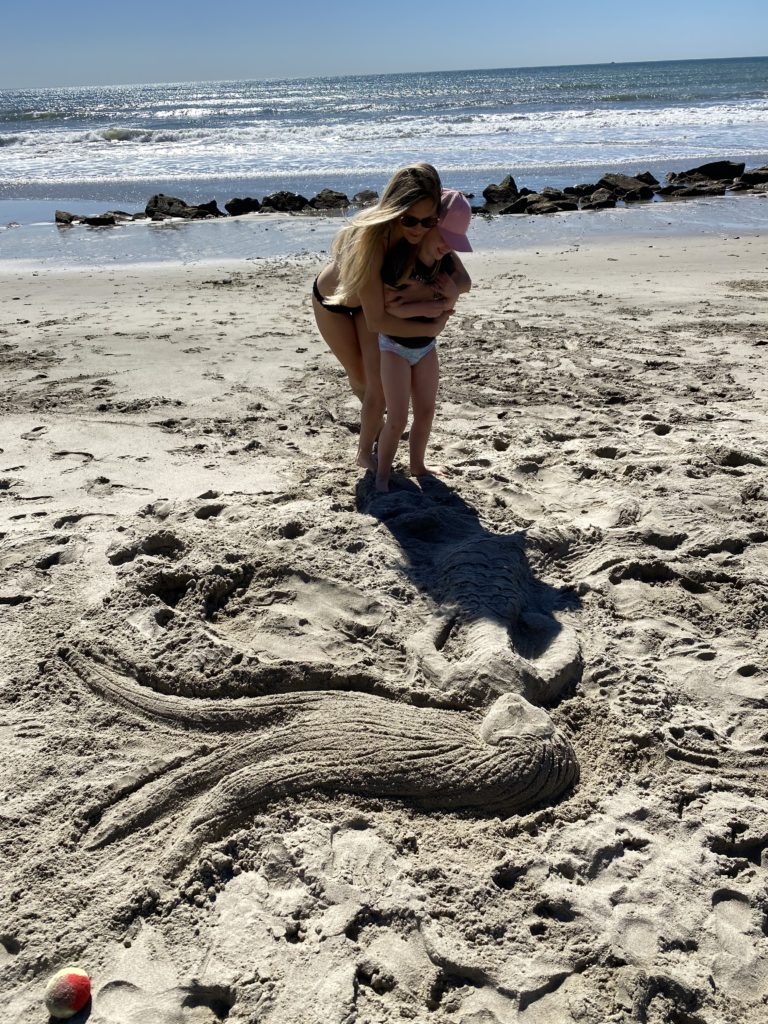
[381,238,455,290]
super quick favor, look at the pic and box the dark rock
[83,214,117,227]
[499,195,532,214]
[146,194,194,219]
[527,196,578,215]
[675,183,727,197]
[55,210,78,225]
[540,199,578,213]
[225,197,261,216]
[145,194,223,220]
[752,183,768,194]
[259,191,310,213]
[668,160,745,182]
[656,184,687,196]
[352,189,379,206]
[309,189,350,210]
[579,188,616,211]
[623,188,653,203]
[728,180,753,192]
[635,171,660,187]
[598,173,654,200]
[483,175,518,204]
[739,165,768,186]
[196,199,225,218]
[518,187,535,198]
[501,190,579,214]
[564,183,599,197]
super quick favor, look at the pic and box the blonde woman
[312,163,468,471]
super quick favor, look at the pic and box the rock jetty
[53,160,767,228]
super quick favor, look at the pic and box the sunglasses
[399,213,439,229]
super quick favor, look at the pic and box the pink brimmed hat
[438,189,473,252]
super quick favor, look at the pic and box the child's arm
[445,252,471,295]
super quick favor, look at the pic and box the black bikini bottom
[313,278,362,317]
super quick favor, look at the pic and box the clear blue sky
[4,0,767,88]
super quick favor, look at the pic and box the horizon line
[1,52,766,93]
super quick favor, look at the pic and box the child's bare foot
[409,463,446,478]
[356,449,377,472]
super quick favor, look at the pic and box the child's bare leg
[408,347,440,477]
[376,352,412,493]
[355,312,385,470]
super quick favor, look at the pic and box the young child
[374,190,472,493]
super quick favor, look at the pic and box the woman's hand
[384,297,451,318]
[385,280,435,304]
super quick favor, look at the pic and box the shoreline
[1,191,766,270]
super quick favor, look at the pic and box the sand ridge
[2,232,767,1022]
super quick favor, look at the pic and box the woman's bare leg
[408,347,440,477]
[376,352,412,493]
[312,296,366,402]
[356,313,385,471]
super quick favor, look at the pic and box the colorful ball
[44,968,91,1019]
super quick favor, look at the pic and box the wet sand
[2,230,767,1023]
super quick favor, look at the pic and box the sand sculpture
[59,487,581,880]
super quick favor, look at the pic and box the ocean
[1,56,767,264]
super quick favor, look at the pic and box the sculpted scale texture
[59,488,581,879]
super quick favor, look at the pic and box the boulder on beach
[564,183,600,197]
[500,192,577,215]
[352,189,379,206]
[579,188,616,211]
[56,209,142,226]
[597,173,655,200]
[225,197,261,216]
[667,160,745,183]
[635,170,660,187]
[309,189,350,210]
[145,194,225,221]
[482,175,518,205]
[259,191,310,213]
[83,214,118,227]
[499,195,531,215]
[738,165,768,186]
[678,183,728,197]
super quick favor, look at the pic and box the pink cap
[438,189,473,252]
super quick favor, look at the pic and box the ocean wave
[89,127,157,142]
[0,108,82,122]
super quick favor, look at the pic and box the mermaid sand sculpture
[60,485,581,878]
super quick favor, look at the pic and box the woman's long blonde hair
[327,162,442,304]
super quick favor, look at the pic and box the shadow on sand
[356,473,582,707]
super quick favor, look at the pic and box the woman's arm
[359,250,451,338]
[385,295,452,318]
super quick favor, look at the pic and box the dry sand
[2,230,767,1023]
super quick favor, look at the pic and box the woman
[312,162,469,470]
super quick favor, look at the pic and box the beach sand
[2,230,767,1023]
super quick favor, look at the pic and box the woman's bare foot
[375,473,390,493]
